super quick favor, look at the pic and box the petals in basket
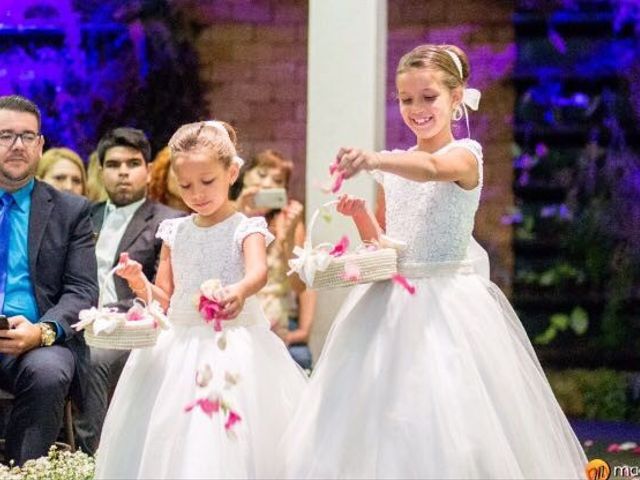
[288,242,332,286]
[341,262,362,282]
[329,236,350,257]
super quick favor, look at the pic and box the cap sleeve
[156,217,185,249]
[234,216,275,249]
[453,138,483,186]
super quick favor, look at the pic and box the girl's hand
[336,147,380,179]
[336,194,367,217]
[115,253,147,290]
[220,284,246,320]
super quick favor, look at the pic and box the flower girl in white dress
[94,120,306,479]
[284,44,587,479]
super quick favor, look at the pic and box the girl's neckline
[189,210,241,230]
[412,138,465,154]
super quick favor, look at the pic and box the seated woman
[148,146,191,212]
[234,149,316,370]
[37,147,87,196]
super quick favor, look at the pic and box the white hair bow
[445,50,481,137]
[462,88,481,111]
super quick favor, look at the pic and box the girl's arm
[222,233,268,318]
[336,194,383,243]
[337,147,479,190]
[122,246,174,311]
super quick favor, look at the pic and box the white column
[306,0,387,362]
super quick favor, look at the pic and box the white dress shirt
[95,198,146,305]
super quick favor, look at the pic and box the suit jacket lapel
[28,181,54,278]
[113,199,153,266]
[91,202,106,236]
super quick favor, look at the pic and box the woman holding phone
[233,149,316,370]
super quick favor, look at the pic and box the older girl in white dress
[284,44,587,479]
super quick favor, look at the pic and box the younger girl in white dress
[94,121,306,479]
[285,44,587,479]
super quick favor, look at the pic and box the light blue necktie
[0,192,14,312]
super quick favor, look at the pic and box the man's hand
[0,316,41,356]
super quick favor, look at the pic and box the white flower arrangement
[0,446,94,480]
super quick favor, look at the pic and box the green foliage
[547,369,631,421]
[535,307,589,345]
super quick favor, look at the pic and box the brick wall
[191,0,515,289]
[190,0,308,203]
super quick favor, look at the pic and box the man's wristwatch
[38,322,56,347]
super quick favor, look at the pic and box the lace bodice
[374,139,483,264]
[156,213,274,318]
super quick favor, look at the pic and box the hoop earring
[452,105,464,122]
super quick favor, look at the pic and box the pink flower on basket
[392,274,416,295]
[329,236,350,257]
[341,262,361,283]
[184,397,220,417]
[125,303,146,321]
[224,410,242,431]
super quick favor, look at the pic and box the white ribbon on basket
[288,241,333,286]
[72,266,170,335]
[287,201,408,287]
[75,306,123,335]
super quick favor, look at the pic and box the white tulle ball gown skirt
[284,266,587,479]
[94,299,306,479]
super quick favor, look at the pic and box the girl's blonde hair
[37,147,87,195]
[396,44,470,91]
[168,121,238,168]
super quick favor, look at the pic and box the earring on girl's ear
[452,105,464,121]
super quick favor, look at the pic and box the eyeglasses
[0,131,42,148]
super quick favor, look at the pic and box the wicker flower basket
[74,267,168,350]
[289,200,399,290]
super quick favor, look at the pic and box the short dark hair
[97,127,151,166]
[0,95,42,132]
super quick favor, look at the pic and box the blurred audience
[148,146,191,212]
[234,149,316,370]
[36,147,87,196]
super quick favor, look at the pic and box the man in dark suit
[0,95,98,465]
[73,127,182,455]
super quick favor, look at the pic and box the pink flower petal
[184,398,220,417]
[329,157,340,175]
[392,274,416,295]
[633,447,640,455]
[340,262,361,282]
[607,443,620,453]
[331,171,345,194]
[224,410,242,430]
[329,236,350,257]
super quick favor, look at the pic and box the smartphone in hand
[253,188,287,210]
